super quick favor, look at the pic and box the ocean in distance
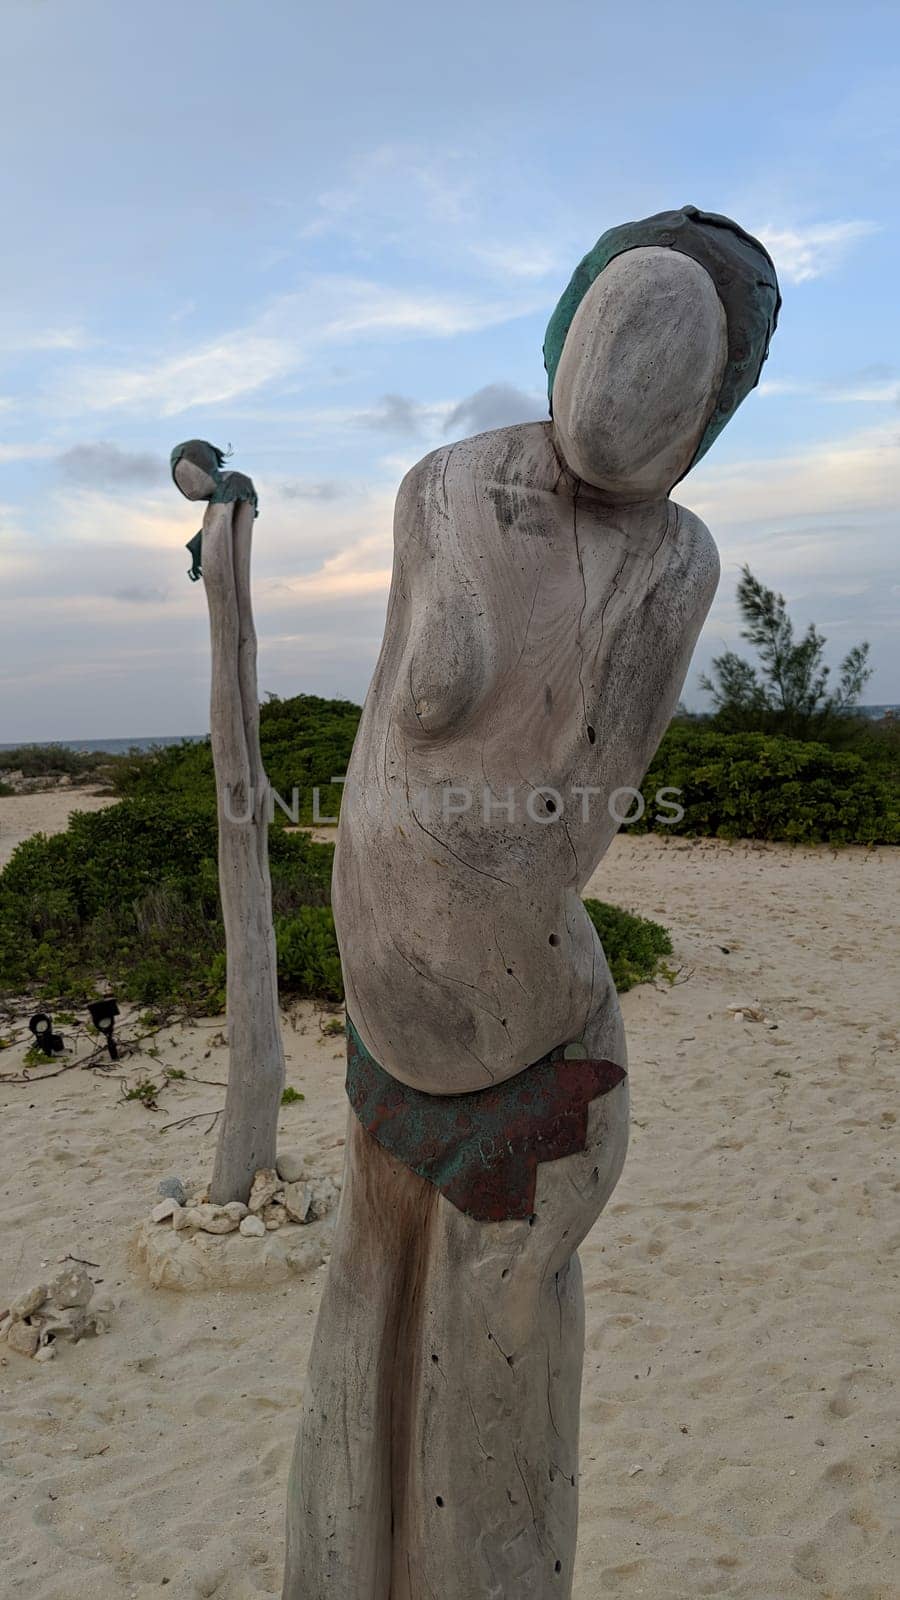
[0,735,207,756]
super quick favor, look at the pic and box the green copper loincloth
[346,1018,627,1223]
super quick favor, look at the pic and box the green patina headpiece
[543,205,781,470]
[170,440,259,581]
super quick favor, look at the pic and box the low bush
[0,798,334,1007]
[0,792,672,1012]
[635,724,898,846]
[275,905,344,1002]
[110,693,360,826]
[583,900,673,991]
[0,743,103,780]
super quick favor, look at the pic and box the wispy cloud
[447,383,544,436]
[111,584,170,604]
[61,332,292,417]
[357,393,428,436]
[279,480,346,502]
[471,242,567,281]
[0,326,89,354]
[300,144,475,241]
[0,442,58,463]
[685,420,900,524]
[54,276,544,419]
[58,442,167,488]
[757,219,879,283]
[760,372,900,405]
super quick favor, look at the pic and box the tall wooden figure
[172,441,285,1205]
[284,208,780,1598]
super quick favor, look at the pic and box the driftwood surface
[284,246,728,1598]
[200,496,285,1204]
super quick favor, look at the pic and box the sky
[1,0,898,741]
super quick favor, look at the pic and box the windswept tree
[701,565,873,735]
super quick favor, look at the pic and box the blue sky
[1,0,898,740]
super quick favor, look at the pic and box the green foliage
[0,782,14,797]
[0,796,335,1008]
[0,782,674,1010]
[275,906,344,1002]
[7,674,889,1022]
[583,900,673,991]
[700,565,873,737]
[0,744,104,780]
[637,724,898,845]
[281,1086,306,1105]
[122,1077,159,1108]
[110,693,361,825]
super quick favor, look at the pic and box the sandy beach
[0,794,896,1600]
[0,788,115,869]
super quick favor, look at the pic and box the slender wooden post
[172,442,285,1204]
[283,211,780,1598]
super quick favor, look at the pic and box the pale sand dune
[0,833,897,1599]
[0,788,115,868]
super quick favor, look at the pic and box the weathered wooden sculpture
[283,208,780,1597]
[172,442,285,1204]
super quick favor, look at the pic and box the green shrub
[275,906,344,1002]
[636,725,898,846]
[110,693,361,826]
[0,785,673,1012]
[0,744,102,780]
[0,796,334,1008]
[583,900,673,991]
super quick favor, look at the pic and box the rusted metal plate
[346,1019,627,1223]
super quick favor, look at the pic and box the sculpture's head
[170,439,227,502]
[544,206,780,501]
[170,440,259,582]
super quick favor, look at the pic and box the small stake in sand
[172,441,285,1204]
[282,210,780,1597]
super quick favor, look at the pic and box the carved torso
[333,421,719,1093]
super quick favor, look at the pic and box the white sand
[0,787,115,868]
[0,810,896,1599]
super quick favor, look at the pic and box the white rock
[173,1205,197,1232]
[239,1215,266,1239]
[42,1307,93,1343]
[308,1177,340,1221]
[276,1152,305,1184]
[47,1265,92,1310]
[7,1319,40,1358]
[264,1204,288,1231]
[223,1201,249,1222]
[248,1168,280,1213]
[0,1313,11,1340]
[10,1283,48,1319]
[193,1204,239,1235]
[135,1215,329,1290]
[284,1182,313,1224]
[151,1198,179,1224]
[34,1342,56,1363]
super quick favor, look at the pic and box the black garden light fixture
[28,1013,64,1058]
[88,997,120,1060]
